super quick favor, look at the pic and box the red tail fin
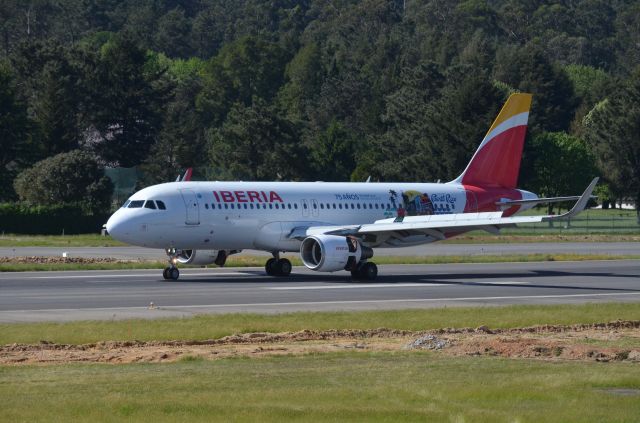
[452,93,532,189]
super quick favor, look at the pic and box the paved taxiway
[1,260,638,322]
[1,242,639,260]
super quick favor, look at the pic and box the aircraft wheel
[162,267,169,280]
[265,258,277,276]
[360,262,378,281]
[361,262,378,280]
[169,267,180,280]
[277,258,292,276]
[352,262,378,281]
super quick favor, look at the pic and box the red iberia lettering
[269,191,283,203]
[212,190,284,203]
[220,191,234,202]
[248,191,261,202]
[235,191,247,202]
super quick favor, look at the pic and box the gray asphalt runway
[1,260,638,322]
[1,242,639,260]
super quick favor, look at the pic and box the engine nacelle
[300,235,372,272]
[176,249,239,266]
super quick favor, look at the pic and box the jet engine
[300,235,372,272]
[176,249,238,266]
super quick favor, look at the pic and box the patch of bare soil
[0,256,130,264]
[1,322,640,366]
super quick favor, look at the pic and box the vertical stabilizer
[452,93,532,189]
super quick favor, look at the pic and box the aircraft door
[302,199,309,217]
[180,189,200,225]
[311,199,319,217]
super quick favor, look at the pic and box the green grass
[2,302,640,345]
[1,352,639,422]
[0,233,126,247]
[2,254,639,272]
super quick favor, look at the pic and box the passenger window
[303,203,307,209]
[205,203,209,209]
[356,204,360,209]
[128,200,144,208]
[244,204,247,209]
[294,204,298,209]
[224,204,228,209]
[320,204,324,209]
[275,203,279,209]
[250,204,254,209]
[288,204,291,209]
[269,204,273,209]
[332,204,336,209]
[338,204,342,209]
[351,204,355,209]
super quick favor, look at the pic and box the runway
[1,241,639,260]
[1,260,639,322]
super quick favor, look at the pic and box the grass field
[2,302,639,345]
[1,352,639,422]
[3,303,640,421]
[0,233,126,247]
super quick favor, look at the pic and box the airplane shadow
[171,268,640,293]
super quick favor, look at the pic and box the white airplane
[106,93,598,280]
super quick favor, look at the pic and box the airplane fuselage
[106,181,535,251]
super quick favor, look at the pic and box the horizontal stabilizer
[496,195,596,207]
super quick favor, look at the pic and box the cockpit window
[128,200,144,208]
[156,200,166,210]
[122,200,131,208]
[144,200,156,209]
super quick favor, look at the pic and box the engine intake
[300,235,372,272]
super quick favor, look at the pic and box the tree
[309,120,356,182]
[494,46,577,133]
[208,99,306,181]
[13,150,113,213]
[154,7,192,58]
[142,73,207,184]
[85,33,168,166]
[0,63,32,201]
[522,132,598,213]
[583,72,640,222]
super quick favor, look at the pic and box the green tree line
[0,0,639,216]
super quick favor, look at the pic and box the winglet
[546,177,599,221]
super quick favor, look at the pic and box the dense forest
[1,0,639,213]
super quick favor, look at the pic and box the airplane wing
[289,178,598,241]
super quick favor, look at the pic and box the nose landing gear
[163,248,180,280]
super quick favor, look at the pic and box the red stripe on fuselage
[462,185,523,217]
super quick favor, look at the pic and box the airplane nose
[106,211,128,241]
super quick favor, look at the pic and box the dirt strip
[2,321,640,366]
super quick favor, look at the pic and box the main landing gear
[350,261,378,281]
[265,252,292,277]
[163,248,180,280]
